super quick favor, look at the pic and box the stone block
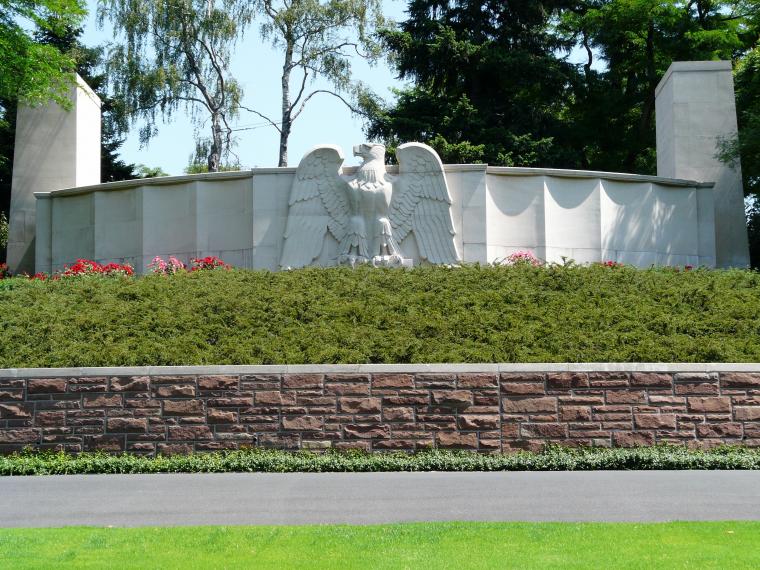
[155,384,196,398]
[383,407,415,421]
[27,379,66,394]
[163,400,204,416]
[521,423,567,438]
[735,407,760,421]
[106,418,147,433]
[457,415,499,430]
[696,423,743,438]
[168,426,213,440]
[612,431,655,447]
[457,373,498,388]
[630,373,673,388]
[371,374,414,389]
[687,397,731,413]
[68,378,108,392]
[431,390,472,407]
[634,414,676,429]
[282,416,323,431]
[675,383,719,395]
[722,373,760,388]
[339,397,382,414]
[415,374,457,388]
[324,383,370,396]
[0,429,39,443]
[198,375,238,390]
[436,431,478,449]
[559,406,592,422]
[207,409,237,423]
[110,376,150,392]
[547,373,589,390]
[282,374,324,389]
[502,381,545,395]
[606,391,647,404]
[588,372,629,387]
[0,404,32,419]
[83,394,123,408]
[503,397,556,414]
[344,424,390,439]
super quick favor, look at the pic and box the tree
[367,1,754,172]
[0,0,85,107]
[98,0,250,171]
[561,0,746,173]
[364,0,581,167]
[1,1,85,262]
[247,0,385,166]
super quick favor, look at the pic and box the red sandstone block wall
[0,371,759,454]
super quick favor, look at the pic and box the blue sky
[81,0,409,174]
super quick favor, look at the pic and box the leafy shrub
[0,264,759,367]
[1,446,759,476]
[0,211,7,251]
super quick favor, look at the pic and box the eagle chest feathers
[279,142,461,269]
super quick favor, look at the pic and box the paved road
[2,471,759,527]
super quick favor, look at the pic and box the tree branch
[239,104,283,133]
[291,89,367,122]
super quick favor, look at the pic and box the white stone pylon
[7,74,101,275]
[655,60,750,268]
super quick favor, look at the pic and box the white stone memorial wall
[33,165,716,273]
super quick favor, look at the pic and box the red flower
[190,256,231,271]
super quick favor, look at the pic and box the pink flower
[503,251,543,267]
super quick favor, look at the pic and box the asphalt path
[2,471,759,527]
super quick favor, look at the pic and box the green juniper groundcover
[0,264,759,367]
[2,446,760,476]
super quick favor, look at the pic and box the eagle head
[353,143,385,164]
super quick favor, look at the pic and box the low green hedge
[2,446,759,475]
[1,264,760,366]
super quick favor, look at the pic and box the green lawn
[1,522,759,569]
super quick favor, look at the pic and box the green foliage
[135,164,169,178]
[98,0,250,171]
[720,46,760,198]
[365,0,578,167]
[1,265,760,367]
[2,446,760,475]
[184,139,240,173]
[0,0,85,107]
[0,210,7,251]
[367,1,758,174]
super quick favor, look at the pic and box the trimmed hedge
[1,264,760,366]
[2,446,760,475]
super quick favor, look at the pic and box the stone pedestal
[7,74,100,274]
[655,60,750,268]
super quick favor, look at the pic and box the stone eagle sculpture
[280,142,460,269]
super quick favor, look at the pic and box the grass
[1,522,759,569]
[1,264,760,367]
[3,446,760,476]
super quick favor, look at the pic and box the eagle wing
[279,145,351,269]
[389,142,460,264]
